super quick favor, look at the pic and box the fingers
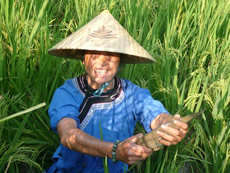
[157,129,180,146]
[129,134,153,155]
[178,126,188,134]
[116,134,153,164]
[126,148,151,162]
[174,119,188,131]
[156,114,188,146]
[128,133,152,154]
[130,133,144,143]
[174,114,181,119]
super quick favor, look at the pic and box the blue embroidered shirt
[47,76,169,173]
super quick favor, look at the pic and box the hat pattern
[89,26,117,39]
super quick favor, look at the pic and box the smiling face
[83,51,120,90]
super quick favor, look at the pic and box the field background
[0,0,229,172]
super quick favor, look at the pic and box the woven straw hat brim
[48,10,155,64]
[48,49,154,64]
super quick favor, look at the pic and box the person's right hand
[116,133,153,164]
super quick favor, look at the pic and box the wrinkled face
[83,51,120,89]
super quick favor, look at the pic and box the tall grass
[0,0,229,172]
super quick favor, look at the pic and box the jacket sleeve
[132,84,169,132]
[48,80,82,132]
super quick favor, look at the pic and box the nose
[97,55,109,66]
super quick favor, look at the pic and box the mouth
[95,69,107,75]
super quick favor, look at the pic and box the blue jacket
[47,76,169,173]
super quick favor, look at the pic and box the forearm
[63,128,113,157]
[57,118,113,158]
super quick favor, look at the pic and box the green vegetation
[0,0,229,172]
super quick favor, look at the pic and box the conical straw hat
[48,10,155,64]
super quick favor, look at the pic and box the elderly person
[46,10,188,173]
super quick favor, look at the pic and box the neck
[86,75,115,91]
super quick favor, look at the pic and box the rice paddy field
[0,0,229,172]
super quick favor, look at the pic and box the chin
[95,80,108,85]
[95,77,112,84]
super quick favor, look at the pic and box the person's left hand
[156,114,188,146]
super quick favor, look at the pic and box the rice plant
[0,0,229,172]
